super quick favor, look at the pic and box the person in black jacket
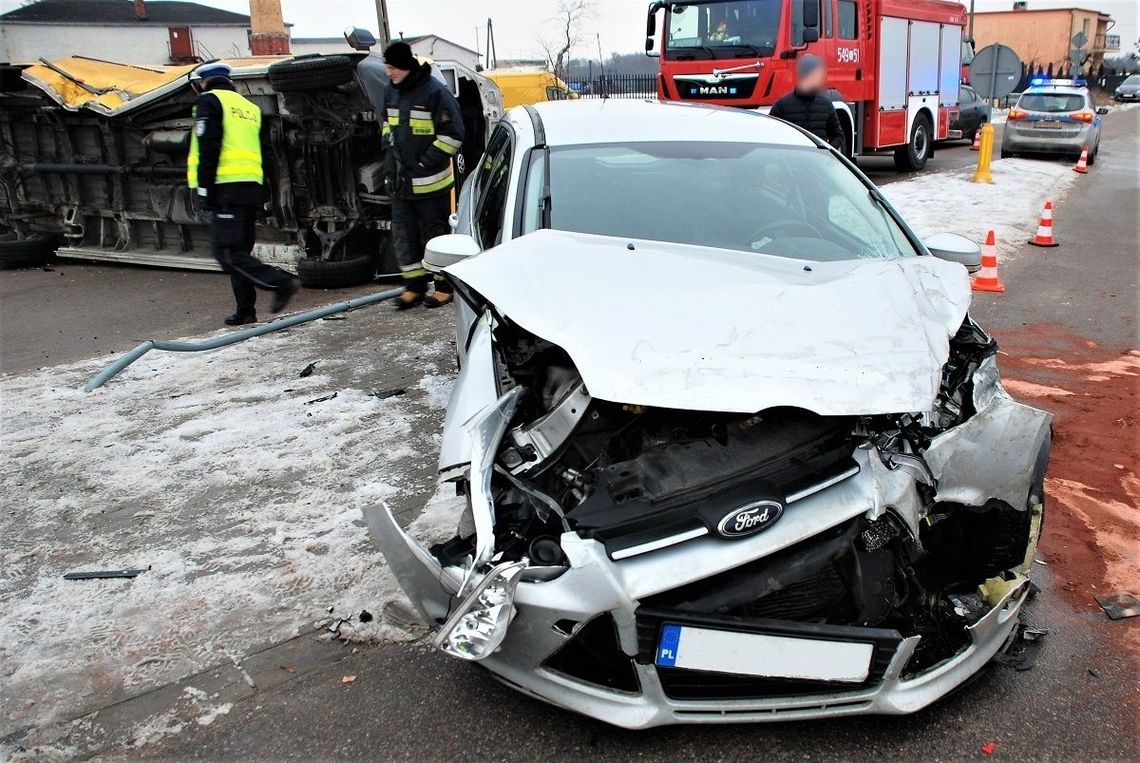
[769,55,845,152]
[381,42,466,310]
[188,62,299,325]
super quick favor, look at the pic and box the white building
[292,33,482,69]
[0,0,256,65]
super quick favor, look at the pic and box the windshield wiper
[672,45,719,60]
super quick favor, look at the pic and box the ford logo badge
[716,500,783,539]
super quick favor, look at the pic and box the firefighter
[768,54,845,151]
[381,41,465,310]
[187,62,299,326]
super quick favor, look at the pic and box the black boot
[224,312,257,326]
[394,289,425,310]
[270,277,302,314]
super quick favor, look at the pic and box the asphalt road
[3,114,1137,761]
[143,111,1136,761]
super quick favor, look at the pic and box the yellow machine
[485,70,575,109]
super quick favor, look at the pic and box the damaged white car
[363,101,1053,728]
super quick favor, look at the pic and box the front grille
[637,608,901,701]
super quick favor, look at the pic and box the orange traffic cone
[1073,146,1089,173]
[971,131,981,151]
[972,230,1006,293]
[1028,201,1059,247]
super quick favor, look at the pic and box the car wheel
[296,254,376,289]
[1087,144,1097,165]
[1000,149,1013,159]
[0,232,59,269]
[893,114,932,171]
[267,56,354,93]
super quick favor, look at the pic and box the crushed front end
[364,314,1052,729]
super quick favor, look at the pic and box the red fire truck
[646,0,968,170]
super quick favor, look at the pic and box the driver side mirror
[425,233,481,273]
[344,26,376,51]
[923,232,982,273]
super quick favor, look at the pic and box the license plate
[1035,120,1063,129]
[655,623,874,683]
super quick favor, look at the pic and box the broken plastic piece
[299,362,316,378]
[369,387,406,400]
[981,742,997,755]
[358,609,374,623]
[63,567,150,580]
[341,675,356,684]
[305,392,338,405]
[1095,593,1140,620]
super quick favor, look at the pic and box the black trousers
[391,193,452,294]
[210,203,295,315]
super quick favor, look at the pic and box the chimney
[134,0,147,21]
[249,0,292,55]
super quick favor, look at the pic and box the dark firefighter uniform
[188,63,297,324]
[382,49,465,307]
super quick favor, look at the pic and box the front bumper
[1002,121,1094,155]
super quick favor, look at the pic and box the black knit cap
[383,41,417,71]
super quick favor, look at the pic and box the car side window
[473,126,514,249]
[960,88,974,104]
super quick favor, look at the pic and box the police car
[1001,78,1108,162]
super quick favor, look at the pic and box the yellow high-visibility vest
[187,89,263,187]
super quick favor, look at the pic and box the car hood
[446,229,972,416]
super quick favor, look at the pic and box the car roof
[522,99,816,148]
[1022,85,1087,97]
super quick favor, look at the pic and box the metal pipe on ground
[83,286,404,392]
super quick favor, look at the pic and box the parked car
[364,101,1053,729]
[950,84,991,141]
[1113,73,1140,102]
[0,33,503,284]
[1001,80,1107,162]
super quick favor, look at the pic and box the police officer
[188,62,299,325]
[381,42,465,310]
[769,54,845,151]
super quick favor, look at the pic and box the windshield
[664,1,781,60]
[1018,92,1086,112]
[1124,75,1140,86]
[521,141,920,262]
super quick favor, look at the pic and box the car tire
[267,56,354,93]
[1086,145,1097,165]
[296,254,376,289]
[0,232,58,269]
[1000,149,1013,159]
[893,114,932,171]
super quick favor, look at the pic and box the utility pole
[486,18,497,70]
[374,0,391,47]
[968,0,975,40]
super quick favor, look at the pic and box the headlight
[434,559,526,661]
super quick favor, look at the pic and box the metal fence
[566,73,658,99]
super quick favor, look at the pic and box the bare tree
[536,0,596,80]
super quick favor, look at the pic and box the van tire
[0,232,58,269]
[268,56,354,93]
[297,254,376,289]
[893,114,933,172]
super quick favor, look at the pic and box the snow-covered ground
[883,157,1080,261]
[0,309,457,747]
[0,151,1089,754]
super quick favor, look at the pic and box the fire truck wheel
[296,254,376,289]
[0,232,58,269]
[893,114,932,172]
[268,56,354,93]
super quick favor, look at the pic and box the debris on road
[63,567,150,580]
[305,392,338,405]
[299,362,317,378]
[280,664,297,674]
[369,387,406,400]
[992,624,1046,671]
[1095,593,1140,620]
[341,675,356,684]
[982,741,997,755]
[358,609,374,623]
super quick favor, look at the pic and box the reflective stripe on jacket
[188,89,264,188]
[381,63,465,198]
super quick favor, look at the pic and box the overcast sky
[2,1,1136,61]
